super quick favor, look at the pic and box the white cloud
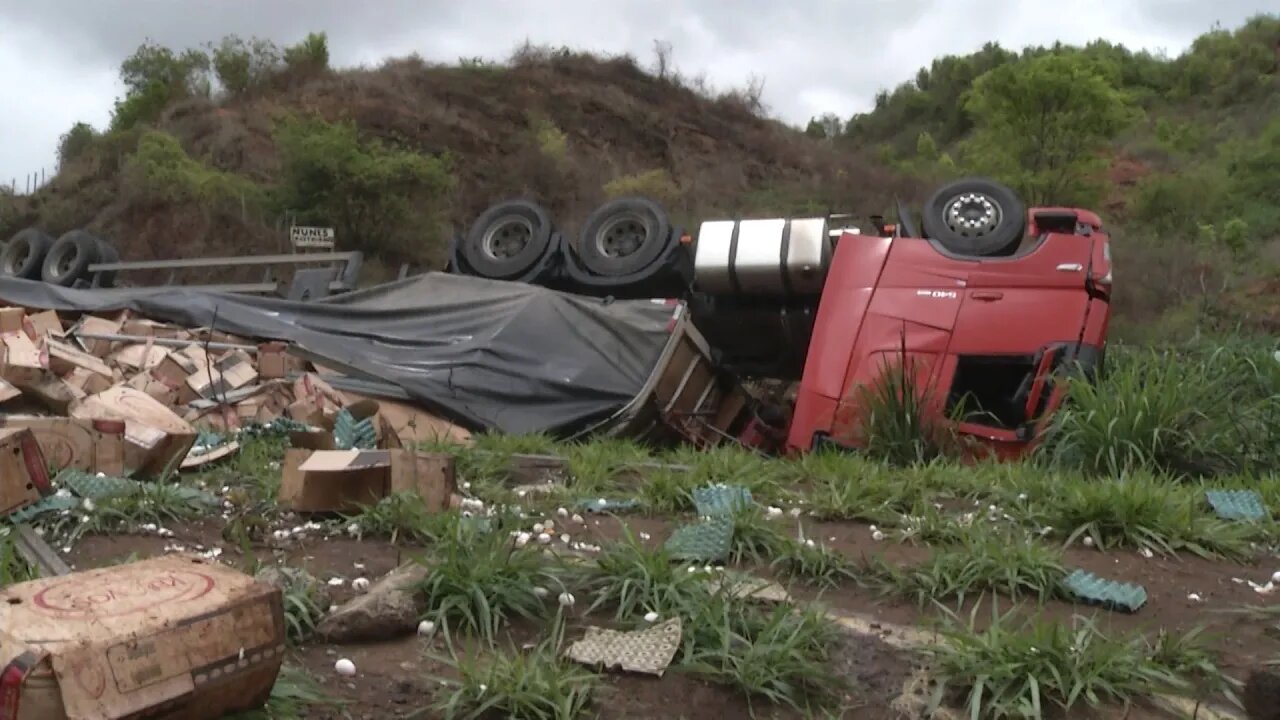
[0,0,1268,180]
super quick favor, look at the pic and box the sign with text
[289,226,335,249]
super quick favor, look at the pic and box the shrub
[283,32,329,74]
[111,40,210,131]
[57,122,98,169]
[271,114,454,262]
[210,35,281,95]
[124,131,264,214]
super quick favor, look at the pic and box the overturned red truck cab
[689,177,1113,460]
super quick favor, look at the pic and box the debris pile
[0,305,472,483]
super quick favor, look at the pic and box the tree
[804,113,843,139]
[961,53,1136,205]
[111,40,210,131]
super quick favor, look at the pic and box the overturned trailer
[0,272,758,450]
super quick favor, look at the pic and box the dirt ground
[60,507,1280,719]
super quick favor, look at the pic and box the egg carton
[692,484,753,517]
[7,494,80,523]
[333,408,377,450]
[58,469,141,500]
[1205,490,1268,522]
[1062,569,1147,613]
[664,516,735,562]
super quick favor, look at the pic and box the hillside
[821,14,1280,339]
[0,36,918,280]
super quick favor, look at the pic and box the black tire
[574,196,672,277]
[92,237,120,288]
[1,228,53,280]
[42,230,102,287]
[921,177,1027,257]
[460,200,554,279]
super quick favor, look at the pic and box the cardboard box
[0,427,53,517]
[0,307,26,334]
[74,315,124,357]
[0,416,127,476]
[46,338,114,379]
[278,448,456,513]
[70,386,197,478]
[152,346,208,391]
[66,367,116,396]
[26,310,64,340]
[109,342,170,372]
[184,352,258,401]
[25,375,86,414]
[0,331,46,387]
[340,392,472,446]
[0,554,285,720]
[0,376,22,404]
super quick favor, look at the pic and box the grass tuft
[416,518,565,645]
[770,530,858,589]
[570,525,710,619]
[425,613,598,720]
[924,603,1220,719]
[869,532,1065,607]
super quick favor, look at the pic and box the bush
[283,32,329,74]
[124,130,263,214]
[1041,341,1280,477]
[271,114,454,262]
[57,122,98,169]
[111,40,210,131]
[210,35,281,95]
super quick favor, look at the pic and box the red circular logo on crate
[31,570,216,618]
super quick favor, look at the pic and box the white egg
[417,620,436,636]
[644,611,659,623]
[871,530,885,542]
[558,592,576,608]
[352,577,370,592]
[537,533,551,545]
[334,658,356,676]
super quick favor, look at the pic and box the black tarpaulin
[0,273,681,436]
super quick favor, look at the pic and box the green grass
[726,505,789,564]
[680,593,846,715]
[923,604,1222,719]
[341,491,454,544]
[37,481,214,545]
[769,532,858,589]
[1042,473,1261,560]
[416,517,567,645]
[569,525,711,619]
[423,613,598,720]
[0,527,37,584]
[868,533,1066,607]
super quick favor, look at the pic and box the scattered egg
[559,533,570,544]
[789,508,802,517]
[1271,570,1280,584]
[1187,593,1203,602]
[327,577,345,587]
[871,530,885,542]
[639,532,651,541]
[514,532,531,547]
[461,481,471,491]
[1138,547,1154,559]
[352,577,370,593]
[571,513,585,524]
[804,539,816,548]
[644,611,659,623]
[1082,537,1095,548]
[558,592,576,608]
[334,658,356,677]
[557,507,569,518]
[533,523,545,533]
[417,620,436,636]
[533,586,549,598]
[537,533,551,545]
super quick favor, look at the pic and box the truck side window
[945,355,1037,429]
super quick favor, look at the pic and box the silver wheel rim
[594,212,647,258]
[54,248,75,278]
[6,247,26,274]
[481,216,534,260]
[943,192,1003,238]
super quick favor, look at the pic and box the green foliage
[1042,342,1280,478]
[111,40,210,131]
[603,169,680,205]
[426,614,598,720]
[283,32,330,74]
[527,113,568,162]
[853,351,962,466]
[210,35,281,95]
[868,532,1065,607]
[961,53,1136,205]
[924,605,1222,719]
[770,532,858,589]
[124,130,263,213]
[570,525,711,619]
[1171,15,1280,105]
[416,517,566,645]
[271,114,454,261]
[57,122,98,169]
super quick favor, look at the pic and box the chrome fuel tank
[693,217,832,297]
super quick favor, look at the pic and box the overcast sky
[0,0,1268,187]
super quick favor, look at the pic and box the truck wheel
[574,196,671,277]
[461,200,554,279]
[93,237,120,287]
[2,228,53,280]
[921,178,1026,257]
[42,230,102,287]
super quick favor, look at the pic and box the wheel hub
[944,192,1002,237]
[596,214,647,258]
[481,216,534,260]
